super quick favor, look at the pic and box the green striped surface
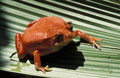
[0,0,120,78]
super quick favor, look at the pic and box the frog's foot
[36,65,51,74]
[75,30,103,50]
[91,38,103,50]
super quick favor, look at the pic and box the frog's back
[22,16,66,45]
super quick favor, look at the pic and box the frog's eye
[55,34,63,41]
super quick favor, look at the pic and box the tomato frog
[15,16,103,73]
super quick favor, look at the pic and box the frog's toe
[95,38,103,41]
[45,65,52,71]
[92,42,101,50]
[37,65,51,74]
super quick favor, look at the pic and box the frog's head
[53,23,75,46]
[47,17,75,47]
[36,16,76,48]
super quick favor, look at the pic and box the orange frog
[15,16,103,73]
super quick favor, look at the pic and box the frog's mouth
[52,29,75,47]
[54,38,73,46]
[54,33,75,46]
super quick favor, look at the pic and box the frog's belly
[40,40,72,56]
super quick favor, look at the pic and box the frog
[15,16,103,73]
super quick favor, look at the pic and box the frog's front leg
[33,50,51,73]
[75,30,103,50]
[15,33,26,59]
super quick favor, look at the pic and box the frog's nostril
[69,26,73,31]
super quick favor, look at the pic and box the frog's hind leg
[27,19,39,28]
[15,33,26,60]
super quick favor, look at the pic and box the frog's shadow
[30,40,85,70]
